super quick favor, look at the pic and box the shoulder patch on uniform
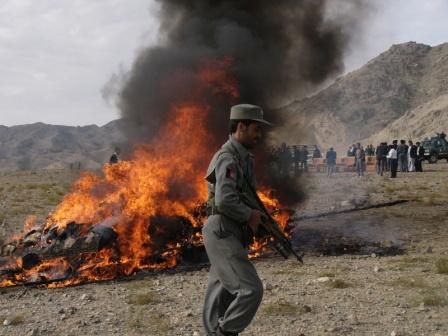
[226,167,237,180]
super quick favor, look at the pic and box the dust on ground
[0,165,447,336]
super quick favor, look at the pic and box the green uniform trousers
[202,216,263,335]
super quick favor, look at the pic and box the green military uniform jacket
[205,136,260,244]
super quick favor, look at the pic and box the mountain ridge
[282,41,448,151]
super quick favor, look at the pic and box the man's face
[238,122,263,149]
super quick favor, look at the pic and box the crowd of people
[345,140,425,178]
[268,140,427,180]
[268,143,322,177]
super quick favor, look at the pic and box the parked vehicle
[422,133,448,163]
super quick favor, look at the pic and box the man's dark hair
[400,140,405,144]
[229,119,253,134]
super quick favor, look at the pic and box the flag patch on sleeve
[226,167,236,180]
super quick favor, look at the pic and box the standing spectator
[376,142,388,176]
[278,143,292,177]
[387,144,398,178]
[326,147,337,177]
[313,146,322,158]
[301,145,309,172]
[351,144,357,157]
[347,145,354,157]
[109,147,120,164]
[408,140,417,172]
[355,143,365,177]
[415,142,425,172]
[293,145,301,176]
[397,140,408,172]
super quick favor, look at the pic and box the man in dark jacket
[278,143,292,177]
[415,142,425,172]
[376,142,388,176]
[397,140,408,172]
[301,146,309,172]
[408,140,417,172]
[326,147,337,177]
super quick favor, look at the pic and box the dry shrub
[262,299,301,316]
[387,277,429,288]
[410,290,447,307]
[327,279,351,289]
[128,309,171,334]
[435,258,448,274]
[127,291,159,305]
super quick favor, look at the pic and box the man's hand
[247,210,264,234]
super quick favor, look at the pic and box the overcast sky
[0,0,447,127]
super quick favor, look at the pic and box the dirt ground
[0,164,448,336]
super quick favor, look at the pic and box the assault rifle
[228,142,303,263]
[242,189,303,264]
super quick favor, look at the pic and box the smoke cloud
[113,0,369,205]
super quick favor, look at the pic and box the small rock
[316,277,331,283]
[193,332,200,336]
[27,329,39,336]
[426,247,433,254]
[391,331,396,336]
[80,294,92,301]
[184,310,193,317]
[58,308,65,314]
[60,314,67,321]
[373,266,381,272]
[3,319,10,326]
[371,253,377,258]
[302,305,312,313]
[263,282,273,291]
[340,200,351,207]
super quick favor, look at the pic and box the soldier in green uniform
[202,104,271,336]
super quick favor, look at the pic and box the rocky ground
[0,164,448,336]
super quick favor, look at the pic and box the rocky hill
[0,120,127,171]
[283,42,448,151]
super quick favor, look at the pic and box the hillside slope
[0,120,127,171]
[283,42,448,150]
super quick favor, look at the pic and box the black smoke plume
[114,0,368,205]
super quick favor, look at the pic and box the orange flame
[0,57,292,288]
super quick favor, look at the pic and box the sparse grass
[127,291,159,305]
[435,258,448,274]
[386,256,430,268]
[387,277,429,288]
[0,314,25,326]
[272,268,305,276]
[365,185,378,194]
[318,271,336,278]
[327,279,351,289]
[420,194,444,206]
[8,207,31,216]
[128,309,171,334]
[25,183,58,191]
[410,290,448,307]
[125,280,159,306]
[124,280,153,291]
[44,194,63,205]
[261,299,301,316]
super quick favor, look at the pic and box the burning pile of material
[0,0,365,287]
[0,60,291,288]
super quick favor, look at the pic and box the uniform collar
[229,136,253,160]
